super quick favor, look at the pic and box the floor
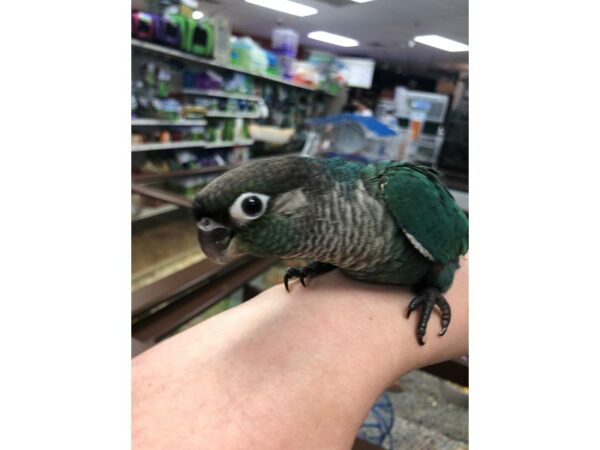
[386,370,468,449]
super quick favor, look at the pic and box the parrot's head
[192,156,321,264]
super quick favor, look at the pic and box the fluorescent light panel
[244,0,317,17]
[413,35,468,52]
[351,0,376,3]
[307,31,359,47]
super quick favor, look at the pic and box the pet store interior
[131,1,469,448]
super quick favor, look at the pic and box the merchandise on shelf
[230,37,268,74]
[271,28,299,58]
[182,16,214,57]
[307,50,346,94]
[175,150,226,169]
[212,16,232,65]
[132,8,216,58]
[197,70,223,89]
[291,61,320,88]
[224,73,255,95]
[248,124,295,145]
[159,130,171,143]
[167,173,220,197]
[182,105,207,119]
[156,66,173,97]
[262,51,276,77]
[132,11,155,40]
[157,98,181,120]
[189,126,204,141]
[271,27,299,80]
[182,69,224,90]
[132,133,144,145]
[153,12,183,48]
[132,8,342,94]
[142,62,157,87]
[305,113,401,163]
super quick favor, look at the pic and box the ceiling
[197,0,468,74]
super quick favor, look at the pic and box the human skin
[132,255,468,450]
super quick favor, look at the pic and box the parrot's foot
[284,262,335,292]
[407,287,451,346]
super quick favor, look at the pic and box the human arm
[132,255,468,450]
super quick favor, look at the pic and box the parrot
[192,155,468,345]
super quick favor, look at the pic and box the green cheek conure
[192,155,468,345]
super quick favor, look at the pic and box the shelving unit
[205,111,260,119]
[132,39,332,94]
[132,204,180,222]
[132,139,254,152]
[131,35,332,231]
[132,153,300,184]
[180,88,263,102]
[132,118,208,126]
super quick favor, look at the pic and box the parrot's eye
[229,192,270,225]
[242,196,262,215]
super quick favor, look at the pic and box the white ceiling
[197,0,468,73]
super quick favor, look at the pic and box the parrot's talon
[282,262,336,292]
[284,268,301,292]
[435,295,451,335]
[406,296,421,318]
[407,287,451,345]
[300,275,307,287]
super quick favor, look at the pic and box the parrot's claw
[407,287,451,345]
[283,262,336,292]
[284,268,301,292]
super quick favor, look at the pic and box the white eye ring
[229,192,270,226]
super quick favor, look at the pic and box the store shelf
[132,113,259,124]
[203,139,254,148]
[132,39,331,94]
[132,118,208,126]
[180,89,262,102]
[132,153,301,183]
[205,111,261,119]
[132,204,180,222]
[131,139,254,152]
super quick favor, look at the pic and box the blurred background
[131,1,468,448]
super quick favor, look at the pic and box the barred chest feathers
[274,180,415,272]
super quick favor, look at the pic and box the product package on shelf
[132,11,155,41]
[182,69,225,90]
[181,17,215,57]
[306,113,402,163]
[153,13,183,48]
[230,37,268,74]
[271,27,299,80]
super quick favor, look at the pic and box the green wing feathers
[366,162,468,264]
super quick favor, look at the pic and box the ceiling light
[351,0,376,3]
[192,10,204,20]
[244,0,317,17]
[413,35,468,52]
[307,31,359,47]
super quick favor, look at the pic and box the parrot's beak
[196,218,236,265]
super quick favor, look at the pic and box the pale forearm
[133,256,468,450]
